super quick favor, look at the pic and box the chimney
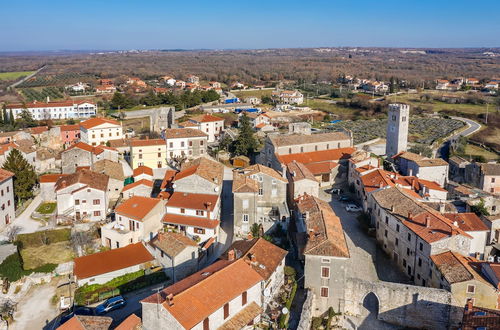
[46,96,50,103]
[249,253,256,262]
[282,164,287,178]
[439,203,445,213]
[166,293,174,306]
[453,221,459,227]
[408,169,413,177]
[228,249,235,261]
[425,215,430,228]
[408,212,413,220]
[390,205,395,212]
[466,298,474,312]
[305,211,309,220]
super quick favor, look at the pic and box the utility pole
[485,103,489,124]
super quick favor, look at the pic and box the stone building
[464,162,500,195]
[385,103,409,157]
[232,164,289,237]
[286,160,319,200]
[91,159,125,200]
[165,128,208,163]
[295,194,350,316]
[393,151,449,186]
[171,157,224,196]
[61,142,119,174]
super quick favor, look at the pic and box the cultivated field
[0,71,36,81]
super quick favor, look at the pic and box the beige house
[80,117,123,146]
[101,196,164,249]
[165,128,208,162]
[130,138,167,169]
[179,114,224,143]
[61,141,119,174]
[286,160,319,199]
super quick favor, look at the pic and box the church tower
[385,103,409,157]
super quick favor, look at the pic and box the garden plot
[329,118,464,145]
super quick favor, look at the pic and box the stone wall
[344,278,456,330]
[121,107,174,132]
[297,289,314,330]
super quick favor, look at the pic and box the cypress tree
[2,149,37,205]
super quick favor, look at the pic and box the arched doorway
[362,292,380,317]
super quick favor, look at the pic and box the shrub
[0,253,55,282]
[284,266,296,279]
[16,228,71,249]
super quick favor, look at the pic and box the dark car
[95,296,126,315]
[339,195,352,202]
[59,306,94,325]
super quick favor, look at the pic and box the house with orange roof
[57,315,112,330]
[371,186,474,287]
[95,84,116,95]
[126,77,147,89]
[80,117,123,146]
[393,151,449,186]
[444,213,489,258]
[59,124,81,146]
[165,128,208,162]
[74,242,155,286]
[61,141,119,174]
[232,164,289,237]
[436,79,450,90]
[101,196,164,249]
[430,251,499,310]
[5,100,97,120]
[294,194,350,315]
[164,192,221,244]
[186,74,199,85]
[171,157,224,196]
[115,314,141,330]
[179,114,224,143]
[141,257,264,330]
[130,138,167,169]
[55,169,109,222]
[0,169,15,230]
[122,179,153,199]
[347,149,380,186]
[133,165,154,181]
[175,80,186,89]
[271,89,304,104]
[160,76,176,86]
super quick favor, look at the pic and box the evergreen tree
[0,104,5,125]
[2,149,37,205]
[234,114,258,156]
[9,110,14,126]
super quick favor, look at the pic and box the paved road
[0,195,43,241]
[14,282,58,330]
[436,116,481,159]
[6,66,46,91]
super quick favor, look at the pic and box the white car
[346,204,362,212]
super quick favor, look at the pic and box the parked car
[346,204,362,212]
[339,195,352,203]
[95,296,126,315]
[327,188,342,195]
[60,306,94,325]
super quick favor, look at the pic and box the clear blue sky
[2,0,499,51]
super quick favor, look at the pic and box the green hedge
[279,281,298,328]
[0,253,56,282]
[16,228,71,249]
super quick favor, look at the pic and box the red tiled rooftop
[115,196,162,221]
[444,213,489,232]
[39,173,67,183]
[122,179,153,192]
[80,117,119,129]
[166,192,219,212]
[163,213,220,229]
[277,147,356,166]
[133,165,153,177]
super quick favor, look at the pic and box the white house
[271,90,304,104]
[179,114,224,143]
[444,213,489,259]
[0,169,15,230]
[6,100,97,120]
[165,128,208,161]
[122,179,153,199]
[55,169,109,222]
[80,117,123,146]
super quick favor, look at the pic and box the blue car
[95,296,126,315]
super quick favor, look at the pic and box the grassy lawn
[232,89,273,99]
[20,241,74,270]
[0,71,36,81]
[36,202,56,215]
[304,98,358,118]
[463,143,500,161]
[122,117,150,133]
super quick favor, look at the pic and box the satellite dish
[172,184,177,189]
[214,186,219,192]
[282,307,289,315]
[263,288,271,297]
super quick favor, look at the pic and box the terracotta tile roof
[55,169,109,192]
[73,243,154,280]
[160,170,177,190]
[80,117,120,129]
[175,157,223,186]
[392,151,423,161]
[91,159,125,181]
[270,132,350,148]
[66,142,105,155]
[0,168,14,182]
[162,213,220,229]
[430,251,474,284]
[107,139,131,148]
[371,187,472,243]
[232,172,259,193]
[242,164,287,183]
[27,126,48,135]
[133,166,153,177]
[7,100,95,109]
[122,179,153,192]
[361,169,396,193]
[57,315,112,330]
[461,303,500,330]
[443,213,488,232]
[412,178,447,192]
[305,161,338,175]
[150,232,197,257]
[114,314,141,330]
[165,128,207,139]
[355,165,378,173]
[277,147,356,165]
[60,124,80,132]
[219,302,262,330]
[287,161,317,182]
[39,173,67,183]
[296,195,350,258]
[189,114,224,123]
[221,238,287,280]
[141,259,262,329]
[166,192,218,212]
[415,158,449,167]
[130,138,165,147]
[11,140,36,154]
[115,196,162,221]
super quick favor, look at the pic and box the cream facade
[130,139,167,169]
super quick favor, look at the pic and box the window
[93,199,100,205]
[403,259,407,267]
[169,142,173,148]
[492,178,496,183]
[93,211,101,216]
[407,233,411,241]
[406,248,410,256]
[242,214,249,222]
[321,267,330,278]
[315,146,318,151]
[180,208,185,214]
[419,242,423,251]
[6,187,8,193]
[75,199,80,205]
[158,153,161,157]
[139,154,142,159]
[242,199,249,209]
[384,230,388,237]
[194,227,205,234]
[196,210,204,216]
[395,238,399,246]
[242,291,247,305]
[288,148,292,154]
[0,190,3,197]
[418,258,422,267]
[300,147,304,153]
[223,303,229,319]
[181,141,185,147]
[258,188,263,196]
[320,287,329,297]
[385,216,388,224]
[396,224,400,232]
[189,141,193,147]
[467,285,475,294]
